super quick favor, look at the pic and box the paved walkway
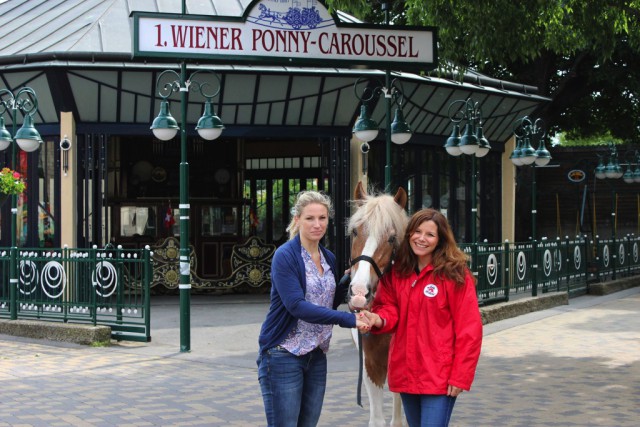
[1,287,639,427]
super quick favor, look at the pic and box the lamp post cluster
[444,98,491,159]
[594,143,640,183]
[509,116,551,167]
[150,68,224,352]
[509,117,551,242]
[443,98,490,246]
[0,87,43,320]
[352,76,412,188]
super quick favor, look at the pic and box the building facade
[0,0,548,288]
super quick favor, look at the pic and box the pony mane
[348,189,408,244]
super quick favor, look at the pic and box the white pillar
[59,111,77,247]
[502,134,517,242]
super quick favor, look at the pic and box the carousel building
[0,0,548,290]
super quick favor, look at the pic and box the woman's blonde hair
[286,190,334,240]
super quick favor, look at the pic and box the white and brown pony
[347,181,408,427]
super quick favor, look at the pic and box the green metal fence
[463,234,640,305]
[0,245,152,342]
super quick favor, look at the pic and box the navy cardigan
[258,235,354,355]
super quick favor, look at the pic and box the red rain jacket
[371,264,483,394]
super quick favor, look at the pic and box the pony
[347,181,409,427]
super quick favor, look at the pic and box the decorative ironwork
[151,236,275,291]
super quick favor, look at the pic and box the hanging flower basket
[0,167,26,206]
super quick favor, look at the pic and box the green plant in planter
[0,167,26,195]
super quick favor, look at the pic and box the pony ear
[354,181,367,204]
[394,187,408,209]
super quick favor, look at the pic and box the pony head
[347,181,408,310]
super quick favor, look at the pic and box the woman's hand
[360,310,383,328]
[447,385,463,397]
[355,312,370,333]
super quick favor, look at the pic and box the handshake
[354,310,383,333]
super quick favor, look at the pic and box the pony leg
[350,329,388,427]
[389,392,406,427]
[362,372,387,427]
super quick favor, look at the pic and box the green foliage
[323,0,640,143]
[556,132,625,147]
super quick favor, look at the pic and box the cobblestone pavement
[0,288,639,427]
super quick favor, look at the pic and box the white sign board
[132,0,437,70]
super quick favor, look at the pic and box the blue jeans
[400,393,457,427]
[257,346,327,427]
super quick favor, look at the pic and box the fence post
[144,245,152,341]
[504,240,511,302]
[90,245,98,326]
[532,239,538,297]
[9,246,17,320]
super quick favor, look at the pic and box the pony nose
[348,282,371,310]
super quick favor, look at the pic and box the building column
[350,137,368,197]
[59,112,77,247]
[502,135,517,242]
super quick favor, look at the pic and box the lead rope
[357,330,364,407]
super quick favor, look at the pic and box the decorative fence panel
[461,235,640,305]
[0,245,151,342]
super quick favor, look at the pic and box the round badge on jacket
[423,284,438,297]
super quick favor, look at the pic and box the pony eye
[352,230,358,237]
[388,235,396,244]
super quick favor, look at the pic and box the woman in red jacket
[362,208,483,427]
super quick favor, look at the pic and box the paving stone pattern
[0,289,638,426]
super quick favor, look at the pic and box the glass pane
[407,177,415,215]
[119,206,158,237]
[272,179,284,241]
[256,179,267,240]
[421,174,433,209]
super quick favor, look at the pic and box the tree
[324,0,640,143]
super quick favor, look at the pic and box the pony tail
[286,217,299,240]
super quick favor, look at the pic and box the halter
[349,237,397,278]
[350,255,385,279]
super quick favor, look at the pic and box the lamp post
[151,67,224,352]
[0,87,43,320]
[352,75,412,189]
[351,3,412,189]
[443,98,491,245]
[509,116,551,241]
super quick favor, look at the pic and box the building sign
[131,0,437,71]
[568,169,586,183]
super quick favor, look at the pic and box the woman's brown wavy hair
[393,208,472,286]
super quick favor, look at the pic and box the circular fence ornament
[41,261,66,299]
[603,245,610,268]
[516,251,527,281]
[543,249,553,277]
[486,254,498,286]
[618,243,625,266]
[92,261,118,297]
[573,245,581,270]
[634,242,639,263]
[18,260,38,295]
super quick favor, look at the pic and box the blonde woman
[257,190,369,427]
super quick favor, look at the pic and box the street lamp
[352,75,412,188]
[510,116,551,242]
[151,68,224,352]
[0,87,43,320]
[443,98,491,245]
